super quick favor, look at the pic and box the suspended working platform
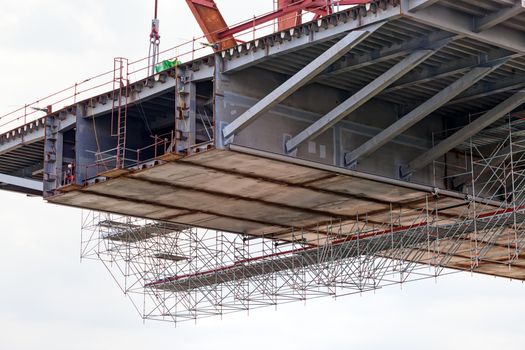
[54,144,494,240]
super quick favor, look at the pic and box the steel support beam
[320,31,458,78]
[383,49,518,94]
[222,26,380,140]
[285,49,437,153]
[403,91,525,176]
[400,0,525,54]
[390,75,525,111]
[0,113,74,156]
[344,64,503,166]
[222,7,402,73]
[407,0,440,12]
[446,74,525,106]
[491,0,516,5]
[475,0,525,33]
[0,173,43,192]
[224,91,430,151]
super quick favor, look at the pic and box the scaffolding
[80,114,525,324]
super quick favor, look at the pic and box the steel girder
[344,63,505,166]
[400,0,525,54]
[221,24,383,141]
[402,91,525,176]
[285,48,442,153]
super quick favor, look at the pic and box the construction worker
[65,163,75,185]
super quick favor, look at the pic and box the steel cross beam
[222,8,403,74]
[221,25,381,141]
[285,49,438,153]
[446,74,525,106]
[344,63,505,166]
[406,0,440,12]
[475,0,525,33]
[400,0,525,54]
[383,49,519,95]
[320,31,458,79]
[0,173,43,192]
[402,91,525,176]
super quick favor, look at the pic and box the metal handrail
[0,2,356,134]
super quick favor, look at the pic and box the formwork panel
[129,162,385,216]
[50,148,501,243]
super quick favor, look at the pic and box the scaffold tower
[80,114,525,323]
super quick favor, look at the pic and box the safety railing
[75,131,175,182]
[0,2,359,136]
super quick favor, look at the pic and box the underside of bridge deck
[2,0,525,321]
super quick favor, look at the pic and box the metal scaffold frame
[80,113,525,324]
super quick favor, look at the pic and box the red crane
[186,0,372,51]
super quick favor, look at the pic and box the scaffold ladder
[112,57,129,168]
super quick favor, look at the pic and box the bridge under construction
[2,0,525,323]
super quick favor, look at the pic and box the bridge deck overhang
[2,0,525,280]
[48,145,489,239]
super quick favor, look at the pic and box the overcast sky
[1,1,525,349]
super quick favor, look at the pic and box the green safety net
[154,58,182,73]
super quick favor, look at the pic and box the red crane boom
[186,0,372,51]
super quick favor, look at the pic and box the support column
[344,63,504,167]
[43,114,61,197]
[75,103,91,183]
[214,53,227,149]
[175,68,197,153]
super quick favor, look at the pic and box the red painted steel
[277,0,372,31]
[186,0,372,49]
[277,0,306,31]
[185,0,237,51]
